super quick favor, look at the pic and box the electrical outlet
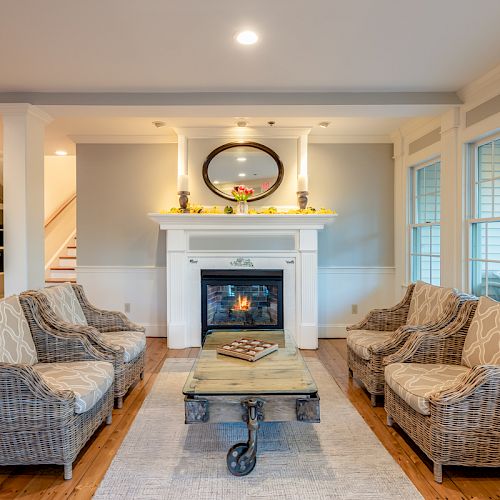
[351,304,358,314]
[124,303,131,313]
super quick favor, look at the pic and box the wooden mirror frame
[202,141,284,202]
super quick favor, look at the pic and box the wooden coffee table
[182,330,320,476]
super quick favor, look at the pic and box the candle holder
[178,191,190,213]
[297,191,309,210]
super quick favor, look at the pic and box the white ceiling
[0,0,500,93]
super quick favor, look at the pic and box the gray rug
[94,358,422,499]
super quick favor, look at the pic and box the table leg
[226,398,263,476]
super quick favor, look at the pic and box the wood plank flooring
[0,338,498,499]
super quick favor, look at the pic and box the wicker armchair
[383,296,500,482]
[24,283,146,408]
[0,295,115,480]
[346,282,468,406]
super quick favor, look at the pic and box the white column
[1,104,52,295]
[165,229,188,348]
[440,108,461,288]
[298,229,318,349]
[392,130,407,298]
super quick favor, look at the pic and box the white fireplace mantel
[148,213,336,349]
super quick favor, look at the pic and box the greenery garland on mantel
[162,205,336,215]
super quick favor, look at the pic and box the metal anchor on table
[226,398,264,476]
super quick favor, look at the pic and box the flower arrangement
[232,185,254,202]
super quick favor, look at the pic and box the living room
[0,1,499,499]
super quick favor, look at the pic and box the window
[410,160,441,285]
[469,136,500,299]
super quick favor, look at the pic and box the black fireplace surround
[201,269,283,342]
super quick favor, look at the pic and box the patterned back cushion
[0,296,38,365]
[406,281,455,326]
[462,296,500,368]
[40,284,88,326]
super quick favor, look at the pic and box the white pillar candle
[177,174,189,193]
[297,174,308,192]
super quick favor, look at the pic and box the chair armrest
[429,365,500,428]
[383,299,478,366]
[346,284,415,332]
[20,294,121,364]
[0,363,76,431]
[72,284,146,333]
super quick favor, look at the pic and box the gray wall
[308,143,394,267]
[77,144,178,267]
[77,142,394,269]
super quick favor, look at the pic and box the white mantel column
[1,104,52,294]
[298,229,318,349]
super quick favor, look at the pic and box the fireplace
[201,269,283,342]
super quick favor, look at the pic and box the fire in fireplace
[201,269,283,342]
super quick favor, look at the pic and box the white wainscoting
[318,266,396,338]
[77,265,395,340]
[77,266,167,337]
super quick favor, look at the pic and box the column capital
[440,107,460,135]
[0,103,52,124]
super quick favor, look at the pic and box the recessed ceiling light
[55,150,68,156]
[152,120,166,128]
[318,121,331,128]
[237,157,247,162]
[213,180,220,185]
[235,30,258,45]
[238,173,246,177]
[237,120,248,127]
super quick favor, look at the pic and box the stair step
[59,257,76,266]
[45,277,77,284]
[66,248,77,257]
[50,266,75,271]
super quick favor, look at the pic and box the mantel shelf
[148,212,337,231]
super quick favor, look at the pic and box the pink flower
[237,185,246,193]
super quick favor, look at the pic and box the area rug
[94,358,422,499]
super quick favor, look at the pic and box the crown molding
[308,134,391,144]
[457,63,500,107]
[173,127,311,139]
[69,134,178,144]
[0,103,52,124]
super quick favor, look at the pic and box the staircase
[45,237,77,285]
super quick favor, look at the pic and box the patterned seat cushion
[100,331,146,363]
[40,283,88,326]
[0,296,38,365]
[406,281,455,326]
[347,330,394,360]
[33,361,114,414]
[385,363,469,415]
[462,296,500,368]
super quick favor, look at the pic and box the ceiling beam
[0,92,461,107]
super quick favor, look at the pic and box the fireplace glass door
[201,270,283,341]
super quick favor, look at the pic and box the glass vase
[236,201,249,215]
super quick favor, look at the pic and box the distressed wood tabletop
[183,330,318,396]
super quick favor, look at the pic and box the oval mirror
[202,142,284,202]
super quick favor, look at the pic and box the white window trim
[467,132,500,296]
[409,157,441,284]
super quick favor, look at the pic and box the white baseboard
[144,323,168,338]
[318,324,348,338]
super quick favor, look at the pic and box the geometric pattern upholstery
[0,296,38,365]
[33,361,114,414]
[346,330,394,360]
[462,296,500,368]
[406,281,455,326]
[385,363,469,415]
[40,283,88,326]
[100,331,146,363]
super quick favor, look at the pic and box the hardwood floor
[0,338,498,499]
